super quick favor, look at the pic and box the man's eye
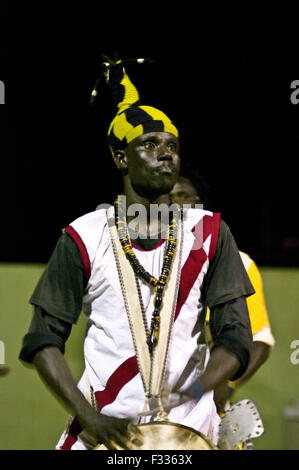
[168,142,177,151]
[144,141,155,150]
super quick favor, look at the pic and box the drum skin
[94,421,218,450]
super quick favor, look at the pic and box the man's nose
[157,145,173,161]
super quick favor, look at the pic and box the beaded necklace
[114,195,179,352]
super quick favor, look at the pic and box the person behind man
[19,58,254,450]
[170,168,275,413]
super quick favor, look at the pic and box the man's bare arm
[183,346,240,405]
[32,346,139,449]
[236,341,270,386]
[199,346,240,393]
[213,342,270,413]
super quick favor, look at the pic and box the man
[171,172,275,412]
[19,59,254,450]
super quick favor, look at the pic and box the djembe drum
[94,421,217,450]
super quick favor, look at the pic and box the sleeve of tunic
[202,219,255,379]
[19,232,86,363]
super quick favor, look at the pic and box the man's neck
[119,186,172,238]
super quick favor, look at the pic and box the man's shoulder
[69,207,109,232]
[183,207,221,230]
[66,207,111,260]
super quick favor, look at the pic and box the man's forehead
[130,131,179,145]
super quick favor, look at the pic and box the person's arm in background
[237,255,274,386]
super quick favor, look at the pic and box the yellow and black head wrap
[107,61,179,156]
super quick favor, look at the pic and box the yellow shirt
[206,251,275,348]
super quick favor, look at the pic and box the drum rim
[94,420,218,450]
[136,421,218,449]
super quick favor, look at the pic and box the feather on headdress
[107,60,178,156]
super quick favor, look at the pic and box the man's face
[123,131,180,199]
[170,177,201,208]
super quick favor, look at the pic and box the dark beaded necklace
[114,195,179,351]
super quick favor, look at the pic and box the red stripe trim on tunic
[59,359,139,449]
[175,213,220,320]
[204,212,221,261]
[60,212,220,449]
[64,225,91,280]
[60,417,82,450]
[95,356,139,411]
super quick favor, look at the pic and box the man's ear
[113,150,127,171]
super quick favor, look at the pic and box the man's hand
[213,380,232,414]
[78,407,142,450]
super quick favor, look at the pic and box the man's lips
[152,163,176,175]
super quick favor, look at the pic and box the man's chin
[154,174,178,193]
[133,180,177,200]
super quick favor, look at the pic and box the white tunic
[57,207,221,450]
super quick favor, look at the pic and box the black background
[0,5,298,266]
